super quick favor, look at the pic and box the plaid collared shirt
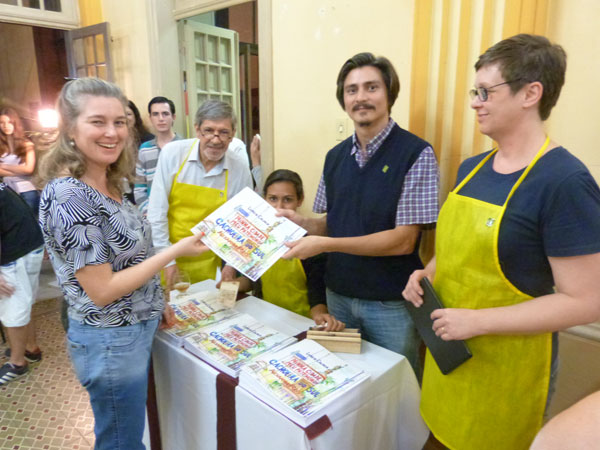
[313,119,439,225]
[351,118,395,168]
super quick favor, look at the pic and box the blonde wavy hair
[37,77,135,195]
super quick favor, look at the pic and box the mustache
[352,103,375,111]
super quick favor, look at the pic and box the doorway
[0,22,68,132]
[183,1,259,153]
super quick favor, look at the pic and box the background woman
[126,100,153,147]
[38,77,207,450]
[403,34,600,450]
[0,107,39,216]
[231,169,344,331]
[123,100,153,204]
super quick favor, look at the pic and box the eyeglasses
[469,79,521,102]
[199,127,233,140]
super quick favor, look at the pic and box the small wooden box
[306,328,362,354]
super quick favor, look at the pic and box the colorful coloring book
[239,339,370,427]
[161,291,238,346]
[191,187,307,281]
[182,313,297,377]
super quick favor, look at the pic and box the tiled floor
[0,262,95,450]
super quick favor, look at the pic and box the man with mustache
[282,53,439,375]
[147,100,252,288]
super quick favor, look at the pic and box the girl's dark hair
[0,107,32,161]
[263,169,304,200]
[127,100,151,146]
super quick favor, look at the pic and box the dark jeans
[20,190,40,219]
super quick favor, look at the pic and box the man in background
[134,96,181,215]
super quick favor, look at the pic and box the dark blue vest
[323,124,428,300]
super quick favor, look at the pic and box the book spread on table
[191,187,307,281]
[405,278,472,375]
[161,291,239,346]
[239,339,370,427]
[182,313,297,377]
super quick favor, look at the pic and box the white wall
[546,0,600,183]
[0,23,41,115]
[102,0,185,136]
[99,0,600,192]
[270,0,415,215]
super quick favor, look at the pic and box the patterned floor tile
[0,297,95,449]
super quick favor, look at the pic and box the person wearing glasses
[403,34,600,449]
[147,100,252,288]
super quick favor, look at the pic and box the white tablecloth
[152,282,428,450]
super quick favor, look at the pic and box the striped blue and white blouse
[39,177,164,327]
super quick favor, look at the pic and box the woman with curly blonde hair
[38,77,207,450]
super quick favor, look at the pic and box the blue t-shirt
[455,146,600,297]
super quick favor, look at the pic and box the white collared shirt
[228,137,250,167]
[147,138,253,253]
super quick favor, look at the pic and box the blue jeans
[19,190,40,219]
[545,349,560,417]
[67,318,159,450]
[326,288,421,378]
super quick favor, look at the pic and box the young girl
[0,107,39,216]
[235,169,344,331]
[38,78,207,450]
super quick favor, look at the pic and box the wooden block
[307,329,362,354]
[308,328,359,336]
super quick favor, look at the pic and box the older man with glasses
[147,100,252,288]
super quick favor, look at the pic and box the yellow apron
[261,258,312,318]
[421,138,552,450]
[167,140,228,284]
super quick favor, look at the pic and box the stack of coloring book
[182,313,297,377]
[239,339,370,427]
[161,290,238,346]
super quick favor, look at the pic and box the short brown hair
[475,34,566,120]
[336,52,400,113]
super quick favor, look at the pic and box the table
[152,282,428,449]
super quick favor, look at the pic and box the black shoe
[4,348,42,363]
[0,362,29,385]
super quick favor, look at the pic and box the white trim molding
[0,0,79,29]
[173,0,249,20]
[565,322,600,342]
